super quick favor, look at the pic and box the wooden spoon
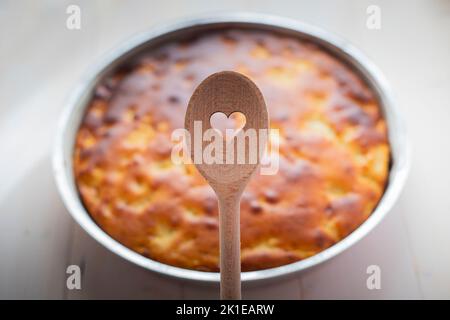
[185,71,269,299]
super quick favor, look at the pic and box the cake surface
[74,29,390,271]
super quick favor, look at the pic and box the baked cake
[74,29,390,271]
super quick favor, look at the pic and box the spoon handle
[218,192,241,300]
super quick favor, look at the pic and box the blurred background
[0,0,449,299]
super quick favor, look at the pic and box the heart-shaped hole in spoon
[210,111,246,140]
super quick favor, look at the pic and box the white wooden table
[1,0,449,299]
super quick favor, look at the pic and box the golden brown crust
[74,29,390,272]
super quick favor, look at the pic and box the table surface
[1,0,449,299]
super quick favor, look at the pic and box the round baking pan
[53,13,410,283]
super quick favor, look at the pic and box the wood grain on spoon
[185,71,269,299]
